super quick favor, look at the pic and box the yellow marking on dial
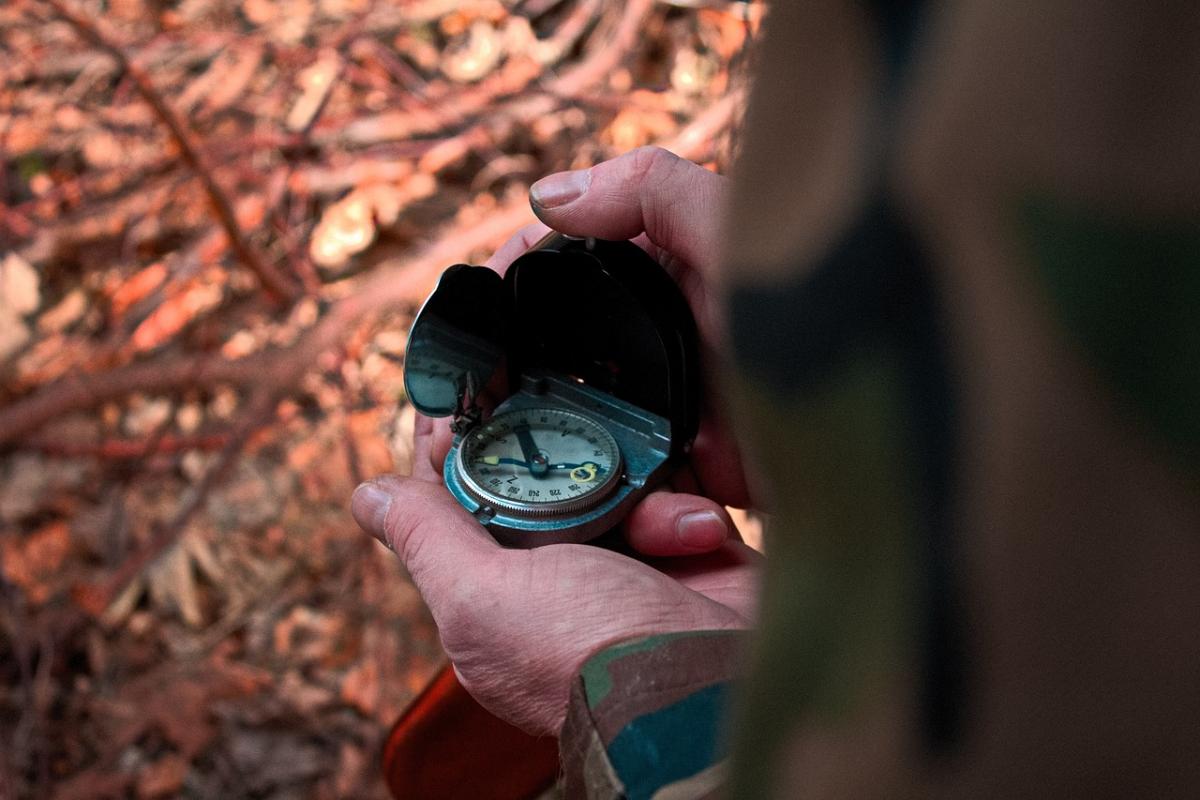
[570,463,599,483]
[479,455,501,465]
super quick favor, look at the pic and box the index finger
[484,221,552,275]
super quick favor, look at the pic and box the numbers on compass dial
[458,408,620,510]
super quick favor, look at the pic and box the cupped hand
[422,146,757,558]
[351,470,758,735]
[351,147,763,735]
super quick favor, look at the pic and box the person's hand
[351,147,762,735]
[352,445,759,735]
[421,146,757,555]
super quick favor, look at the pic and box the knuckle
[382,497,422,565]
[518,221,548,241]
[628,145,681,183]
[379,481,440,569]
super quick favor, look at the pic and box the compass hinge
[450,371,483,435]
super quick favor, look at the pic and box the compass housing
[404,234,702,546]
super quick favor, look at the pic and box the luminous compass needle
[475,457,606,474]
[513,423,550,478]
[549,461,604,473]
[479,456,530,469]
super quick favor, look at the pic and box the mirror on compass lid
[404,265,506,418]
[404,234,700,548]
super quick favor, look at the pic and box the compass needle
[457,409,621,516]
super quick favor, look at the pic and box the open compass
[404,234,700,547]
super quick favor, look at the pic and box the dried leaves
[0,0,754,796]
[0,253,40,360]
[309,175,436,271]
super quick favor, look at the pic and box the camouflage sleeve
[558,631,743,800]
[717,1,1200,798]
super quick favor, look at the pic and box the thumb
[529,146,727,273]
[351,475,501,591]
[623,490,736,557]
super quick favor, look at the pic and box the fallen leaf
[278,669,334,716]
[287,49,340,132]
[109,262,167,318]
[93,654,271,763]
[136,754,188,800]
[272,605,343,663]
[123,395,174,437]
[603,106,679,152]
[308,176,436,271]
[37,288,87,333]
[0,307,30,361]
[147,540,204,627]
[339,659,379,715]
[2,521,70,604]
[348,408,394,476]
[442,21,504,83]
[129,280,224,353]
[1,251,40,316]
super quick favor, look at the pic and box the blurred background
[0,0,760,796]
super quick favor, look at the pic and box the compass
[457,408,621,515]
[403,234,700,547]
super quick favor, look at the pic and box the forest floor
[0,1,757,796]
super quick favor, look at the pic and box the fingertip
[431,421,454,469]
[624,492,733,556]
[351,478,396,543]
[529,168,591,211]
[675,510,728,550]
[358,476,501,565]
[484,221,552,274]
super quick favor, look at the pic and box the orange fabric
[382,665,560,799]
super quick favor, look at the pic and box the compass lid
[404,234,700,451]
[403,264,507,418]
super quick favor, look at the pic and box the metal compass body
[404,234,700,547]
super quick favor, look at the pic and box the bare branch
[37,0,301,304]
[0,199,536,445]
[21,432,232,460]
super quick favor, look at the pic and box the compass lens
[457,408,621,515]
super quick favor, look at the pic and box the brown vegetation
[0,0,756,796]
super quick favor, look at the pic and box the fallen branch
[0,92,738,445]
[661,89,744,162]
[326,0,653,149]
[73,389,277,618]
[21,432,232,460]
[0,199,536,446]
[37,0,301,305]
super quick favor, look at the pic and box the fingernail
[676,510,725,549]
[530,169,591,209]
[351,481,393,543]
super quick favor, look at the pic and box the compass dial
[455,408,622,516]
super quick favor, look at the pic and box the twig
[72,389,277,618]
[661,89,744,162]
[37,0,301,305]
[0,199,536,445]
[21,432,232,460]
[545,0,652,97]
[326,0,653,150]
